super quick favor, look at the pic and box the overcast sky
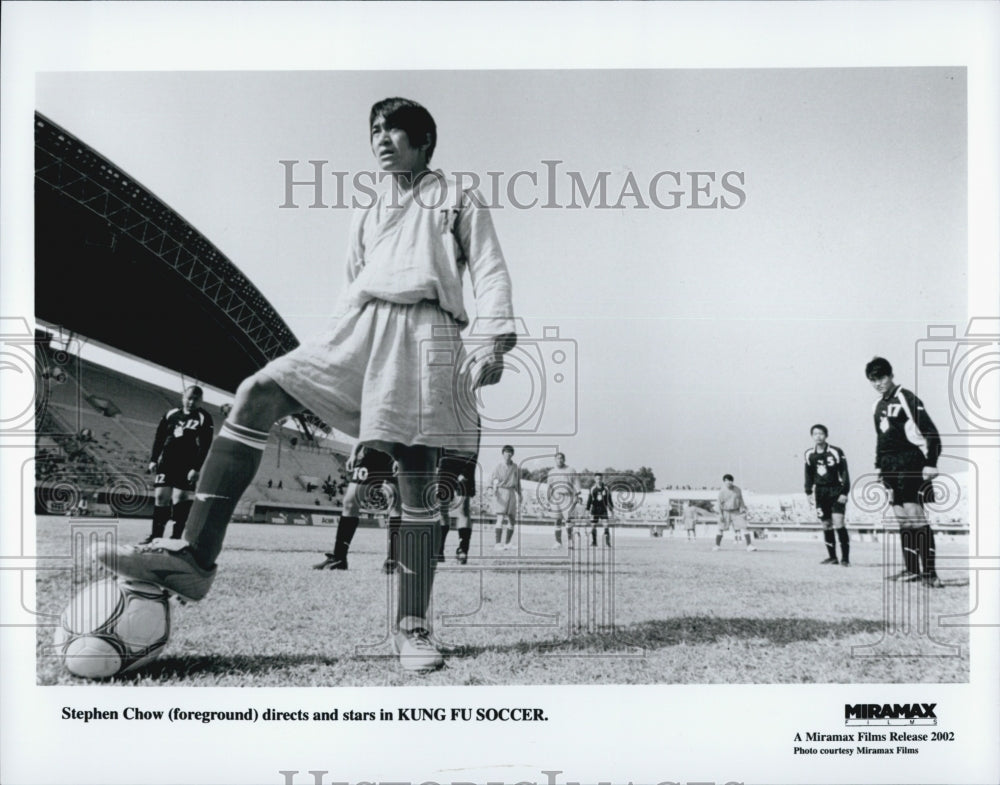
[36,68,970,492]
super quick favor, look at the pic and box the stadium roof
[34,112,299,393]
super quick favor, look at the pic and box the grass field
[35,516,970,686]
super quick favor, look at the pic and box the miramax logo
[845,703,937,726]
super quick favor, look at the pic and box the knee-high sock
[900,528,920,574]
[334,516,359,559]
[504,525,514,544]
[183,422,268,568]
[916,524,936,576]
[457,526,471,553]
[170,499,193,539]
[823,529,837,560]
[438,521,450,557]
[554,524,563,544]
[836,527,850,563]
[387,515,402,562]
[150,504,171,539]
[398,505,437,628]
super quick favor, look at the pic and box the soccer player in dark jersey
[865,357,943,588]
[437,450,477,565]
[313,444,400,571]
[141,386,214,543]
[804,424,852,566]
[586,473,614,547]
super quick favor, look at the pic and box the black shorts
[438,453,477,499]
[879,451,935,506]
[814,485,846,519]
[591,511,609,523]
[153,452,198,490]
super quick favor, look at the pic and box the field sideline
[35,516,969,686]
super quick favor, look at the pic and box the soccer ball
[53,578,171,679]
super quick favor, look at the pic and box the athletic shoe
[841,561,851,567]
[886,569,917,581]
[455,549,468,565]
[901,572,924,582]
[313,553,348,570]
[91,538,215,602]
[712,546,721,551]
[552,542,562,549]
[137,535,156,546]
[392,628,444,673]
[820,557,839,565]
[494,543,505,551]
[746,545,757,552]
[922,574,945,588]
[382,558,398,575]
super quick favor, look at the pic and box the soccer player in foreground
[141,385,214,543]
[313,443,400,572]
[490,445,521,550]
[586,473,614,547]
[866,357,943,588]
[803,424,852,566]
[715,474,756,551]
[546,452,581,548]
[94,97,518,671]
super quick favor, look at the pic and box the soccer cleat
[137,535,156,546]
[886,569,916,582]
[313,553,348,570]
[901,572,924,582]
[922,574,944,588]
[552,542,562,549]
[494,543,505,551]
[91,538,215,602]
[746,545,757,552]
[455,549,468,565]
[820,557,838,565]
[392,628,444,673]
[841,561,851,567]
[382,558,398,575]
[712,546,721,551]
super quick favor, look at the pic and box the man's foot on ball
[91,537,215,602]
[455,549,468,565]
[382,558,398,575]
[392,628,444,673]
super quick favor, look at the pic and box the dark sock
[438,521,450,556]
[387,516,401,562]
[495,527,503,544]
[836,527,850,563]
[505,526,514,544]
[170,499,193,539]
[335,515,359,559]
[715,533,723,547]
[555,527,562,544]
[151,505,170,539]
[916,524,936,576]
[398,513,437,625]
[604,527,611,546]
[591,527,597,546]
[823,528,837,560]
[457,527,471,552]
[900,528,920,574]
[183,424,267,568]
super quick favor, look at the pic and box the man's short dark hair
[810,424,828,436]
[723,474,734,482]
[185,385,203,399]
[865,356,893,380]
[595,473,603,479]
[370,97,437,161]
[555,452,565,461]
[502,445,514,455]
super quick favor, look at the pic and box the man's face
[869,374,894,397]
[811,429,828,447]
[555,454,566,469]
[595,476,604,487]
[182,389,201,412]
[724,479,734,490]
[371,115,427,175]
[502,450,514,464]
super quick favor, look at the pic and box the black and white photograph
[2,3,998,785]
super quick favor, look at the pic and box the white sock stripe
[219,424,268,450]
[222,421,270,440]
